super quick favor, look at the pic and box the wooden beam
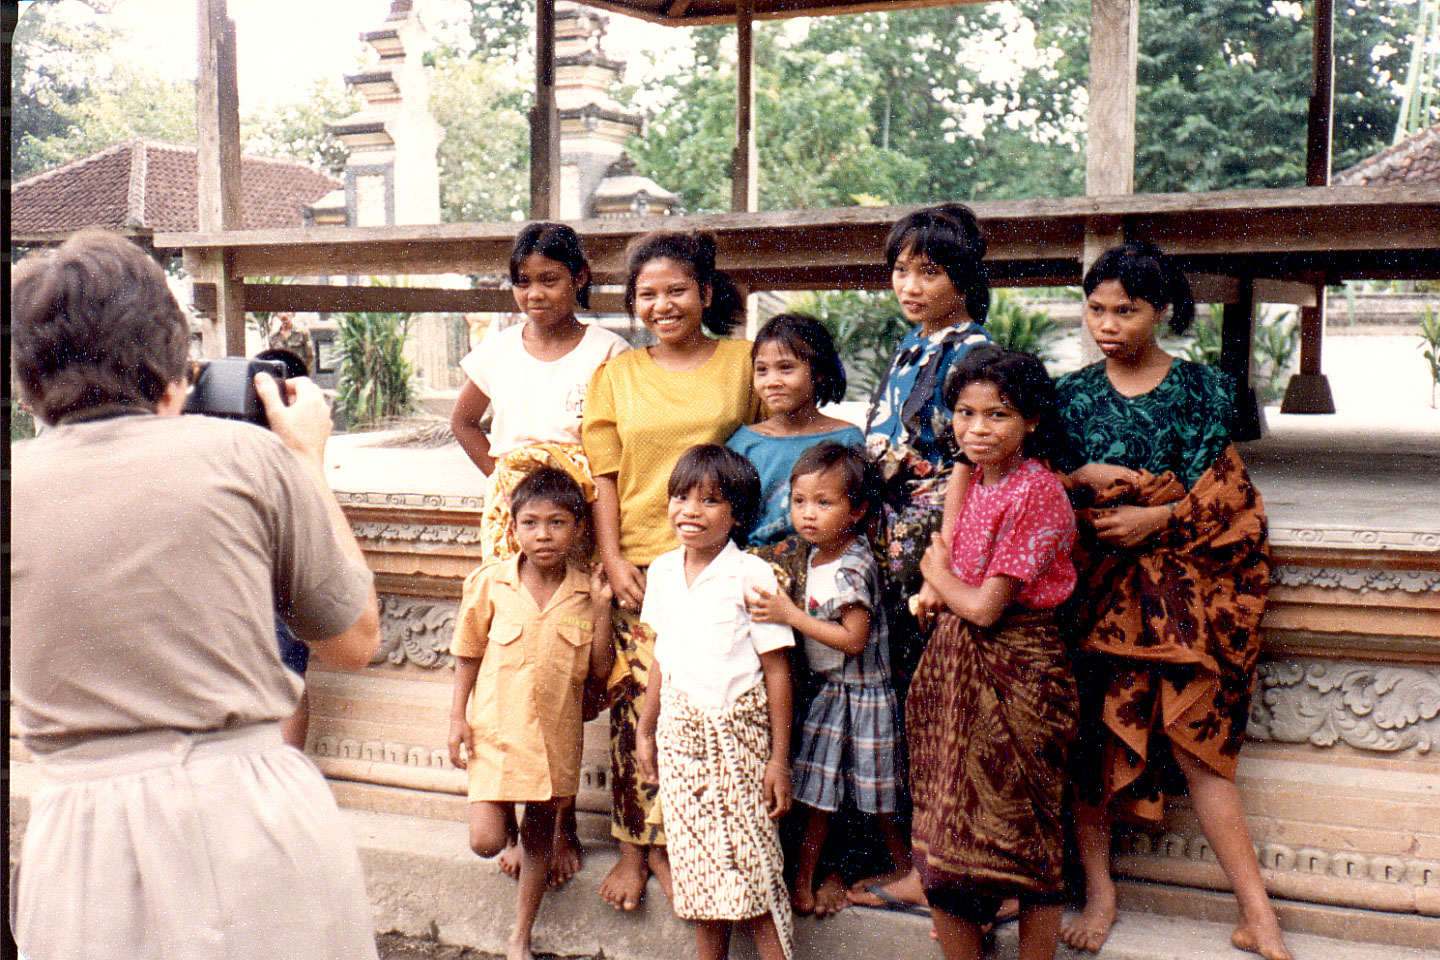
[1219,276,1263,440]
[732,0,759,213]
[1306,0,1335,188]
[1085,0,1138,197]
[192,282,627,316]
[530,0,561,220]
[196,0,244,357]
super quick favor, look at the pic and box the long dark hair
[752,312,847,406]
[624,230,745,337]
[942,344,1071,466]
[884,203,990,324]
[1082,241,1195,334]
[510,222,593,310]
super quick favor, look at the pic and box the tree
[241,79,359,175]
[430,53,531,223]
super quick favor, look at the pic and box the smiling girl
[582,230,759,912]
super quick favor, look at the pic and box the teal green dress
[1055,359,1232,489]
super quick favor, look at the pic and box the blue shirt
[726,424,865,546]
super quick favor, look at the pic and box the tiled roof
[1334,124,1440,186]
[11,140,342,241]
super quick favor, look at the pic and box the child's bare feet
[497,840,522,880]
[847,867,926,908]
[600,842,649,911]
[812,874,849,916]
[647,844,673,901]
[548,822,583,888]
[1231,915,1293,960]
[791,884,816,915]
[505,933,535,960]
[1060,886,1118,952]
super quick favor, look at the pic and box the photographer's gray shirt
[11,412,373,752]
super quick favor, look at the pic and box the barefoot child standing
[448,469,615,960]
[747,443,908,917]
[637,445,795,960]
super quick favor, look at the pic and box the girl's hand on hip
[637,732,659,785]
[1091,504,1172,548]
[918,533,951,586]
[447,717,473,770]
[603,556,647,613]
[763,760,792,819]
[1071,462,1140,491]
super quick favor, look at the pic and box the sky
[16,0,686,110]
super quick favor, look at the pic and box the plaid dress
[792,538,902,814]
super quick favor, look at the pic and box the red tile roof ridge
[1335,123,1440,186]
[16,139,342,187]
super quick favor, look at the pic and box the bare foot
[1060,890,1118,953]
[496,840,522,881]
[847,866,911,894]
[1232,920,1293,960]
[647,845,673,902]
[548,823,583,889]
[847,868,926,908]
[995,897,1019,925]
[791,884,816,915]
[505,934,535,960]
[812,874,848,916]
[599,842,649,911]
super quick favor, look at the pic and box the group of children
[444,208,1291,960]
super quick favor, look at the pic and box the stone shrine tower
[554,1,678,219]
[321,0,443,226]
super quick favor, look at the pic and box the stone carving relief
[1268,527,1440,552]
[338,491,485,511]
[351,520,482,547]
[1271,565,1440,595]
[1121,831,1440,888]
[1248,660,1440,754]
[314,736,452,769]
[372,597,458,668]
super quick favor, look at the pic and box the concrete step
[10,763,1438,959]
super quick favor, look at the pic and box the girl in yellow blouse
[448,469,614,960]
[582,230,759,911]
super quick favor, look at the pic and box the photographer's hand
[255,373,331,472]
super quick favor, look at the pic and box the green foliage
[1180,304,1225,367]
[1253,310,1299,403]
[462,0,535,61]
[1420,304,1440,408]
[982,291,1063,360]
[786,290,910,401]
[430,54,530,222]
[240,79,359,175]
[335,312,417,429]
[11,398,38,442]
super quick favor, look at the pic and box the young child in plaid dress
[748,442,908,915]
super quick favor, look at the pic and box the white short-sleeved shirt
[459,322,628,458]
[642,541,794,709]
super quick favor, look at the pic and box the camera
[183,357,289,428]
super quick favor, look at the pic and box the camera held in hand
[183,357,291,428]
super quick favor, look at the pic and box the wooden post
[196,0,244,357]
[731,0,758,213]
[1219,276,1264,440]
[530,0,560,221]
[1283,0,1337,413]
[1079,0,1138,363]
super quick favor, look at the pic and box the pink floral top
[949,458,1077,610]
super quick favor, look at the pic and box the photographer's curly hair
[12,229,191,425]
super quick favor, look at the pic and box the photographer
[10,229,382,959]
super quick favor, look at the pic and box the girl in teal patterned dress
[1056,242,1290,960]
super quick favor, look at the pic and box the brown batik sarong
[656,684,793,960]
[907,609,1077,899]
[1065,444,1269,823]
[608,606,664,845]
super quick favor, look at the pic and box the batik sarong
[607,605,663,845]
[907,609,1077,899]
[478,442,596,565]
[1064,443,1269,822]
[656,683,793,960]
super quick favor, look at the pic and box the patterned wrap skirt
[907,610,1077,901]
[656,684,793,959]
[608,605,664,845]
[478,443,596,565]
[12,723,378,960]
[1064,444,1269,823]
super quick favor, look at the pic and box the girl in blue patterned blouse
[747,443,905,917]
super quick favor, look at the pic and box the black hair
[942,344,1072,467]
[510,466,588,522]
[1082,241,1196,335]
[884,203,990,324]
[12,228,191,424]
[666,444,762,546]
[752,312,847,406]
[624,230,745,337]
[790,442,878,532]
[510,222,593,310]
